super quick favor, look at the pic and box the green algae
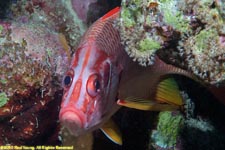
[151,111,184,148]
[0,92,9,107]
[163,10,189,33]
[159,0,189,33]
[120,0,144,28]
[199,0,214,6]
[138,38,161,52]
[193,28,218,54]
[46,48,53,57]
[0,25,3,34]
[121,5,137,28]
[0,79,7,84]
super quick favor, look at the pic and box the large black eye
[63,69,74,87]
[94,80,101,92]
[64,75,72,87]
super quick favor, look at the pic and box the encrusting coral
[116,0,191,66]
[116,0,225,85]
[150,111,184,149]
[178,0,225,84]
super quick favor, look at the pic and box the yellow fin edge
[117,99,179,111]
[100,119,122,145]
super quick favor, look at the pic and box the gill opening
[105,61,112,98]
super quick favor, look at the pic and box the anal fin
[100,119,122,145]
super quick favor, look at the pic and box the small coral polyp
[117,0,164,66]
[120,25,162,66]
[181,27,225,84]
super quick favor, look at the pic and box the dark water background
[0,0,11,19]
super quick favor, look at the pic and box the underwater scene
[0,0,225,150]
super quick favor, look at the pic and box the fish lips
[59,107,86,136]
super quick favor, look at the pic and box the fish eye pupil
[94,80,100,91]
[64,76,71,86]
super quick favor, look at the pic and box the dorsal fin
[79,6,122,57]
[101,7,120,21]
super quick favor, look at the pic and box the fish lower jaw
[59,109,85,136]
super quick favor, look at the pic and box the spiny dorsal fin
[101,7,120,21]
[80,6,122,57]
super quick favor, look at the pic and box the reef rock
[0,19,69,145]
[10,0,86,48]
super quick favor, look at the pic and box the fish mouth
[59,107,86,136]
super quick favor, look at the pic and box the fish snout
[59,108,85,136]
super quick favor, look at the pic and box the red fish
[59,7,224,145]
[59,7,125,143]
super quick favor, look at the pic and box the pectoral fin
[117,78,183,111]
[100,119,122,145]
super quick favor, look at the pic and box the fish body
[59,6,208,141]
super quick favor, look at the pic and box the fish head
[59,43,121,136]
